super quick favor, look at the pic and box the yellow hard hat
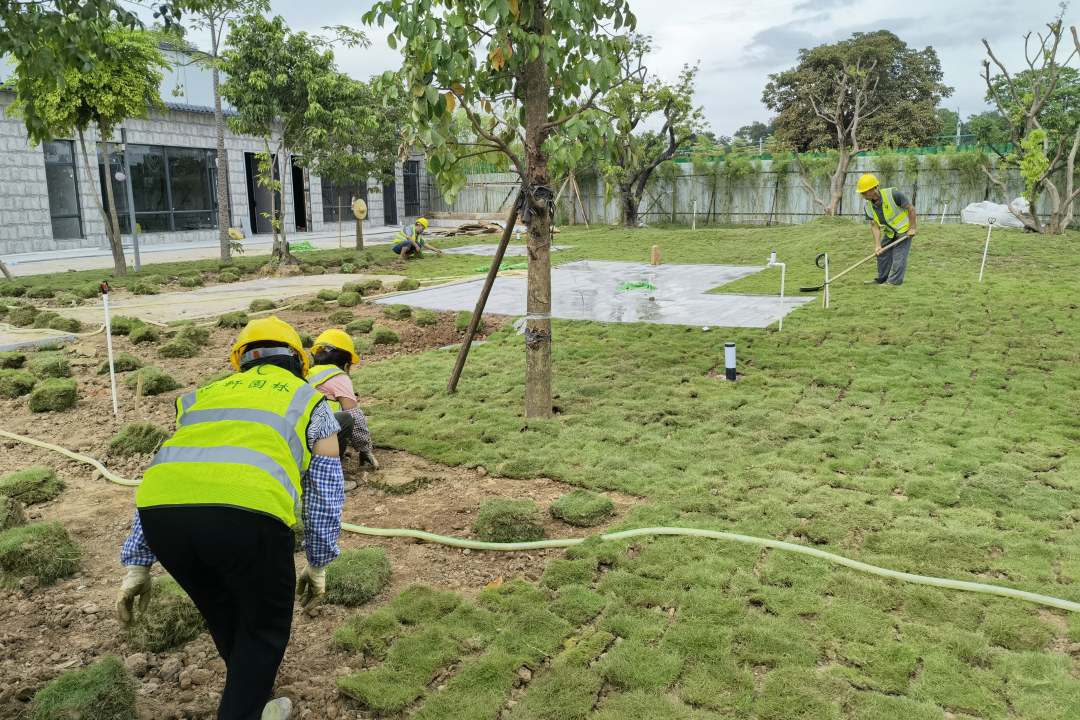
[415,217,429,229]
[229,315,309,374]
[313,328,360,365]
[856,173,880,194]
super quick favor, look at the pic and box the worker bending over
[116,316,344,720]
[307,329,378,470]
[391,217,443,258]
[858,173,918,286]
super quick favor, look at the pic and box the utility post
[120,128,141,272]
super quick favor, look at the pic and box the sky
[142,0,1078,136]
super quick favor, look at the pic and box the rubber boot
[261,697,292,720]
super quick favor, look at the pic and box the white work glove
[359,450,380,471]
[115,565,152,625]
[296,565,327,615]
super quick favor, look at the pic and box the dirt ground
[0,300,638,719]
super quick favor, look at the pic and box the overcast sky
[151,0,1077,135]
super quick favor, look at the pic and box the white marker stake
[979,218,995,283]
[767,252,785,332]
[101,284,118,416]
[939,203,948,225]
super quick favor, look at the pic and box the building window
[321,179,367,224]
[100,144,218,233]
[403,160,420,217]
[43,141,83,239]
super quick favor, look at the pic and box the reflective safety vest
[864,187,911,237]
[394,225,424,249]
[307,363,346,412]
[137,364,324,527]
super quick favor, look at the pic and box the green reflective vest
[394,226,425,249]
[307,363,346,412]
[137,364,323,527]
[864,187,911,236]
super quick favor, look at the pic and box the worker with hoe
[391,217,444,258]
[307,328,378,470]
[115,316,345,720]
[858,173,918,285]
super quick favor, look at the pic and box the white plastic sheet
[961,199,1027,229]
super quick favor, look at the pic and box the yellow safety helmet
[312,328,360,365]
[229,315,309,374]
[415,217,429,230]
[856,173,880,194]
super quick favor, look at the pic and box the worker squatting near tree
[858,173,919,286]
[391,217,444,258]
[116,316,349,720]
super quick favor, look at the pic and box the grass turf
[124,576,206,652]
[30,656,137,720]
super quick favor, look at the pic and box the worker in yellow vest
[391,217,444,258]
[115,316,345,720]
[858,173,918,286]
[307,329,378,470]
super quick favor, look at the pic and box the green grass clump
[372,326,400,345]
[7,304,38,327]
[549,490,615,527]
[125,577,206,652]
[337,290,362,307]
[396,278,420,292]
[0,351,25,369]
[108,315,139,335]
[27,352,71,379]
[53,291,80,306]
[0,521,80,584]
[97,352,142,374]
[178,274,203,288]
[28,378,77,412]
[0,497,26,532]
[329,309,354,324]
[249,298,277,313]
[383,303,412,320]
[217,311,248,328]
[333,607,400,657]
[26,286,55,299]
[29,655,136,720]
[343,279,383,295]
[31,310,60,328]
[317,288,340,301]
[109,422,169,456]
[158,337,199,358]
[340,262,358,273]
[217,270,241,283]
[303,264,326,275]
[128,324,159,344]
[175,324,210,346]
[47,316,82,333]
[0,370,35,398]
[347,318,374,334]
[325,548,393,606]
[473,499,545,543]
[0,282,27,297]
[73,283,102,299]
[298,299,326,312]
[455,310,484,333]
[130,281,158,295]
[0,467,64,505]
[414,309,437,327]
[599,639,683,691]
[125,367,179,396]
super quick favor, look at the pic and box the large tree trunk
[78,130,126,276]
[825,147,852,216]
[521,0,553,419]
[620,184,639,227]
[212,54,231,263]
[355,217,364,250]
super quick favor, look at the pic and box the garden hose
[3,428,1078,613]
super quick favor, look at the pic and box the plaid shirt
[121,401,344,568]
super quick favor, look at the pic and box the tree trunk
[355,216,364,250]
[826,147,852,216]
[212,56,231,263]
[279,152,289,251]
[620,185,639,227]
[78,131,126,276]
[521,0,553,419]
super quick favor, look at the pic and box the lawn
[343,218,1080,719]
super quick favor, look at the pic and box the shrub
[414,310,437,327]
[27,352,71,379]
[0,466,64,505]
[31,311,60,328]
[0,521,80,584]
[217,311,249,329]
[158,338,199,359]
[0,497,26,532]
[325,548,393,606]
[0,282,28,297]
[109,316,139,336]
[74,283,102,300]
[550,491,616,527]
[347,318,374,334]
[217,271,241,284]
[178,274,204,288]
[125,577,206,652]
[383,304,412,320]
[317,288,340,301]
[97,352,142,374]
[473,499,545,543]
[371,327,400,345]
[337,290,362,307]
[0,351,25,369]
[176,324,210,346]
[329,309,354,324]
[0,370,35,398]
[249,298,277,313]
[47,316,82,333]
[29,656,136,720]
[26,286,55,299]
[7,304,38,327]
[29,378,78,412]
[396,278,420,292]
[130,281,159,296]
[129,324,160,344]
[125,367,179,396]
[340,262,358,273]
[455,311,485,333]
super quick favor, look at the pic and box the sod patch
[0,369,35,398]
[0,521,80,585]
[125,367,179,396]
[549,490,615,527]
[125,576,206,652]
[0,466,65,505]
[29,655,137,720]
[28,378,77,412]
[27,352,71,379]
[326,548,393,606]
[97,352,142,374]
[371,327,400,345]
[473,499,545,543]
[109,423,169,456]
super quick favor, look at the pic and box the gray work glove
[359,450,379,471]
[115,565,152,625]
[296,564,326,615]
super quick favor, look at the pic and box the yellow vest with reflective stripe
[864,187,910,236]
[307,363,345,412]
[136,365,323,527]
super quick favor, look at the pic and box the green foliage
[158,337,199,358]
[371,327,400,345]
[97,352,142,374]
[7,305,38,327]
[0,370,36,398]
[130,281,159,296]
[318,288,340,301]
[414,309,438,327]
[125,367,179,396]
[455,310,485,333]
[326,548,393,606]
[27,352,70,379]
[47,315,82,333]
[1019,129,1051,204]
[26,286,55,299]
[176,324,210,346]
[109,422,169,456]
[347,318,374,334]
[344,279,383,295]
[28,378,78,412]
[0,496,27,532]
[472,499,545,543]
[109,316,139,336]
[298,299,326,312]
[178,273,204,288]
[217,270,240,283]
[396,277,420,292]
[0,282,27,297]
[125,577,206,652]
[329,309,354,324]
[216,311,249,329]
[337,290,362,307]
[383,303,412,320]
[31,310,60,329]
[0,467,65,505]
[249,298,277,312]
[0,521,80,585]
[549,490,615,527]
[128,324,160,344]
[29,656,136,720]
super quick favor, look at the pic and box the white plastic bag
[960,200,1026,229]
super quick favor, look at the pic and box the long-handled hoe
[800,235,910,292]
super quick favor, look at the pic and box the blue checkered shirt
[121,401,344,568]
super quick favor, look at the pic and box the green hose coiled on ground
[4,429,1078,613]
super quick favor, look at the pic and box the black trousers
[335,410,354,459]
[139,506,295,720]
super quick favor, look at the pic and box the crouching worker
[115,316,345,720]
[391,217,443,258]
[307,329,378,470]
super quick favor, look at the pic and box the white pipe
[767,254,785,332]
[101,285,118,417]
[724,342,736,381]
[692,199,697,230]
[979,219,995,282]
[940,203,948,225]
